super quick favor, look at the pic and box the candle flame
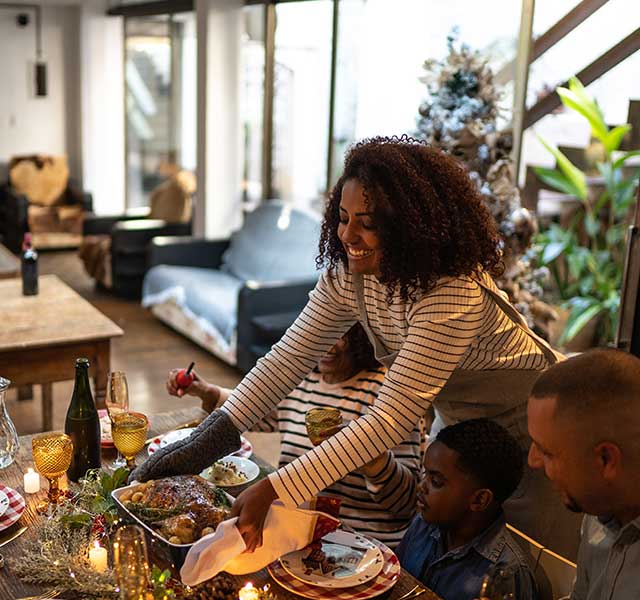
[243,583,255,589]
[27,467,34,474]
[93,541,101,549]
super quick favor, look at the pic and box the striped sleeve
[267,278,485,507]
[220,269,357,431]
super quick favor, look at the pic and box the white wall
[80,0,125,215]
[0,4,81,179]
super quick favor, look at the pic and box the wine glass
[32,432,73,514]
[106,372,129,469]
[113,525,149,600]
[111,412,148,470]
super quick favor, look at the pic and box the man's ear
[595,442,622,480]
[470,488,494,512]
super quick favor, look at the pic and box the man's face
[527,395,609,515]
[417,441,484,527]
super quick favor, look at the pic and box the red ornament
[176,362,195,389]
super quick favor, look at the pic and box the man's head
[418,419,523,528]
[528,349,640,520]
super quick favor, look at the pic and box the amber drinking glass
[111,413,148,470]
[113,525,149,600]
[32,432,73,514]
[305,407,343,446]
[106,371,130,469]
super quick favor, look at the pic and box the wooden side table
[0,243,19,279]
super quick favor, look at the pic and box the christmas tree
[415,31,555,334]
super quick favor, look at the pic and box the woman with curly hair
[134,136,580,559]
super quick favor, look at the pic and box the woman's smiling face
[337,178,383,276]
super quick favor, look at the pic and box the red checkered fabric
[268,537,400,599]
[0,484,25,530]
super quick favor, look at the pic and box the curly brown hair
[343,322,380,373]
[318,135,503,301]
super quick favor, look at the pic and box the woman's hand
[229,477,278,552]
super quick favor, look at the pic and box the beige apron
[354,273,582,560]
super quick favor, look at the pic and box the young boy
[396,419,537,600]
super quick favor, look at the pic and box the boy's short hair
[435,418,523,504]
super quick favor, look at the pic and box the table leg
[93,340,110,410]
[41,383,53,431]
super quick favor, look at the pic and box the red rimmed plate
[268,536,400,599]
[0,484,25,531]
[147,430,253,458]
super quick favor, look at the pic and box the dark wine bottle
[21,232,38,296]
[65,358,101,481]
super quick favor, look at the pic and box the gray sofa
[142,202,321,372]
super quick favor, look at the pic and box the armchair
[80,171,195,298]
[142,202,320,373]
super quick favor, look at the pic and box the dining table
[0,406,440,600]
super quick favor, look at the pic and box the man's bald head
[530,348,640,454]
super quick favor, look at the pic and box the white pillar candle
[23,467,40,494]
[89,541,108,573]
[238,582,259,600]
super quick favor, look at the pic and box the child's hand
[166,368,218,403]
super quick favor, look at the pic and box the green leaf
[560,301,603,344]
[613,150,640,170]
[557,78,608,141]
[584,213,600,238]
[537,136,587,200]
[541,241,566,265]
[533,167,581,197]
[603,124,631,154]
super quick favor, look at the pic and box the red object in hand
[176,362,195,389]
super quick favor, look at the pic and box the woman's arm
[358,428,421,518]
[267,277,485,508]
[220,269,357,430]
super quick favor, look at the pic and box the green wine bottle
[65,358,101,481]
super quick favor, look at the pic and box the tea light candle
[89,541,108,573]
[23,467,40,494]
[238,582,259,600]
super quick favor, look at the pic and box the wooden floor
[7,250,243,435]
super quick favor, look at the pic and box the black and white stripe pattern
[221,267,547,508]
[252,368,420,547]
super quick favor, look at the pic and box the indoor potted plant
[532,77,639,348]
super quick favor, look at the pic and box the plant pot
[548,305,600,353]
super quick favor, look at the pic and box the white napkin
[180,501,340,586]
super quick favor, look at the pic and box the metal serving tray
[111,480,234,571]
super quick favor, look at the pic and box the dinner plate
[148,429,253,458]
[0,490,8,518]
[279,531,383,589]
[269,535,399,599]
[0,484,25,532]
[200,455,260,487]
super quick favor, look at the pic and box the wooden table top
[0,244,19,280]
[0,274,123,352]
[0,406,437,600]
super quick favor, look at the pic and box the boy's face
[418,441,488,527]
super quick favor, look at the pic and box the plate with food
[279,530,384,588]
[269,534,399,599]
[0,484,26,532]
[148,429,253,458]
[112,475,234,569]
[200,455,260,487]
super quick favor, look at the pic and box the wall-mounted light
[1,3,47,97]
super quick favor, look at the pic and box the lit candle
[23,467,40,494]
[89,541,108,573]
[238,582,259,600]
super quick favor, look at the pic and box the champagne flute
[113,525,149,600]
[111,412,148,470]
[106,372,129,469]
[32,432,73,514]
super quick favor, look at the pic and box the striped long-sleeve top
[252,367,421,547]
[220,266,548,509]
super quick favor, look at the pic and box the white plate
[148,430,253,458]
[279,530,384,589]
[0,490,8,518]
[200,455,260,487]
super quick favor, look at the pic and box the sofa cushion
[142,265,243,344]
[251,310,300,344]
[221,202,320,282]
